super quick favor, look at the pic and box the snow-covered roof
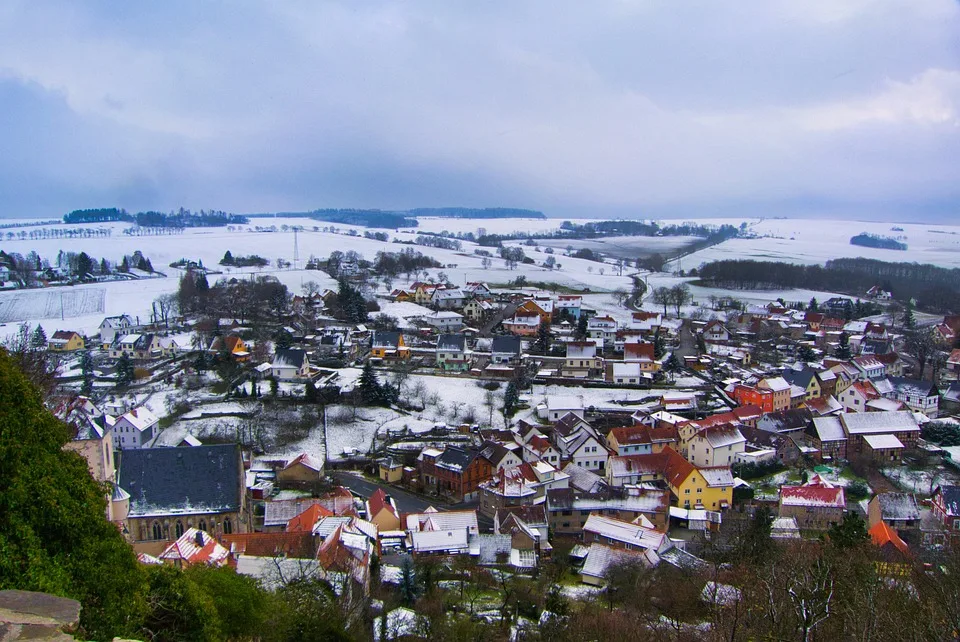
[405,509,479,535]
[760,376,790,392]
[840,411,919,435]
[699,467,735,488]
[810,417,846,442]
[863,434,904,450]
[580,543,655,579]
[583,514,666,551]
[409,529,469,553]
[547,395,583,411]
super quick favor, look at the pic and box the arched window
[175,520,184,538]
[223,518,233,535]
[199,519,207,533]
[152,521,163,540]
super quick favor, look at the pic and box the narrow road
[330,470,436,514]
[480,302,518,338]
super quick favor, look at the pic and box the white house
[271,349,310,381]
[421,311,464,332]
[587,316,618,348]
[490,336,522,364]
[542,396,585,422]
[431,287,466,310]
[686,425,746,468]
[111,407,160,450]
[99,314,135,348]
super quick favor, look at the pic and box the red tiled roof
[222,532,317,558]
[609,425,652,445]
[624,342,655,361]
[287,503,335,533]
[780,483,845,508]
[367,488,398,519]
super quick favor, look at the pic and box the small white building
[112,407,160,450]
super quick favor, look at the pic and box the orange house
[733,384,775,413]
[516,300,552,324]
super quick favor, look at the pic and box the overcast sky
[1,1,958,221]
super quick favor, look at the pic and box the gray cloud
[0,0,958,221]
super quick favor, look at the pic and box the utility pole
[293,228,300,271]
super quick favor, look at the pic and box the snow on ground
[676,218,960,271]
[883,465,960,495]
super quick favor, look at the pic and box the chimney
[195,531,205,546]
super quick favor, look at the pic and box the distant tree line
[308,209,417,228]
[64,207,248,227]
[416,234,462,251]
[372,248,443,278]
[850,233,908,251]
[0,248,153,286]
[697,257,960,313]
[408,207,546,219]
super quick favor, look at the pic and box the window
[684,489,690,495]
[175,520,184,538]
[199,519,207,532]
[152,521,163,540]
[224,518,233,534]
[953,519,960,530]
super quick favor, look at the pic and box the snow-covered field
[677,218,960,271]
[0,287,105,323]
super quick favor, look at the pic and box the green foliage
[835,331,852,360]
[807,297,818,312]
[185,566,271,641]
[115,354,135,388]
[142,565,220,642]
[0,348,146,639]
[732,459,785,480]
[740,506,773,562]
[828,512,869,550]
[845,480,870,500]
[274,328,294,350]
[502,380,519,418]
[534,322,552,356]
[333,279,369,323]
[30,325,47,349]
[398,556,419,605]
[922,420,960,446]
[574,314,588,340]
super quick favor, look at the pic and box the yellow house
[379,459,403,483]
[662,447,733,511]
[413,283,440,305]
[49,330,85,352]
[366,488,402,532]
[371,331,410,360]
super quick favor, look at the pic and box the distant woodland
[64,207,249,227]
[409,207,546,219]
[697,257,960,313]
[850,233,908,251]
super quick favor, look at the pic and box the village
[13,236,960,636]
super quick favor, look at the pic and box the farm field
[0,287,105,323]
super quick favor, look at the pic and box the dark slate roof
[479,441,515,467]
[118,444,242,517]
[889,377,938,398]
[861,339,894,355]
[491,335,521,355]
[437,333,466,352]
[372,331,401,348]
[435,446,479,472]
[756,408,813,433]
[273,348,307,367]
[782,369,816,390]
[944,383,960,403]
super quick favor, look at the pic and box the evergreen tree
[269,376,279,397]
[653,330,665,359]
[799,344,816,362]
[807,297,819,312]
[120,256,130,272]
[534,322,552,355]
[79,350,94,396]
[195,272,210,293]
[100,257,110,274]
[503,380,519,419]
[835,331,852,360]
[30,324,47,349]
[221,250,234,266]
[358,362,384,405]
[828,512,869,550]
[115,354,135,387]
[398,556,419,605]
[76,252,93,278]
[740,506,773,562]
[902,300,916,330]
[0,349,146,639]
[574,314,589,340]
